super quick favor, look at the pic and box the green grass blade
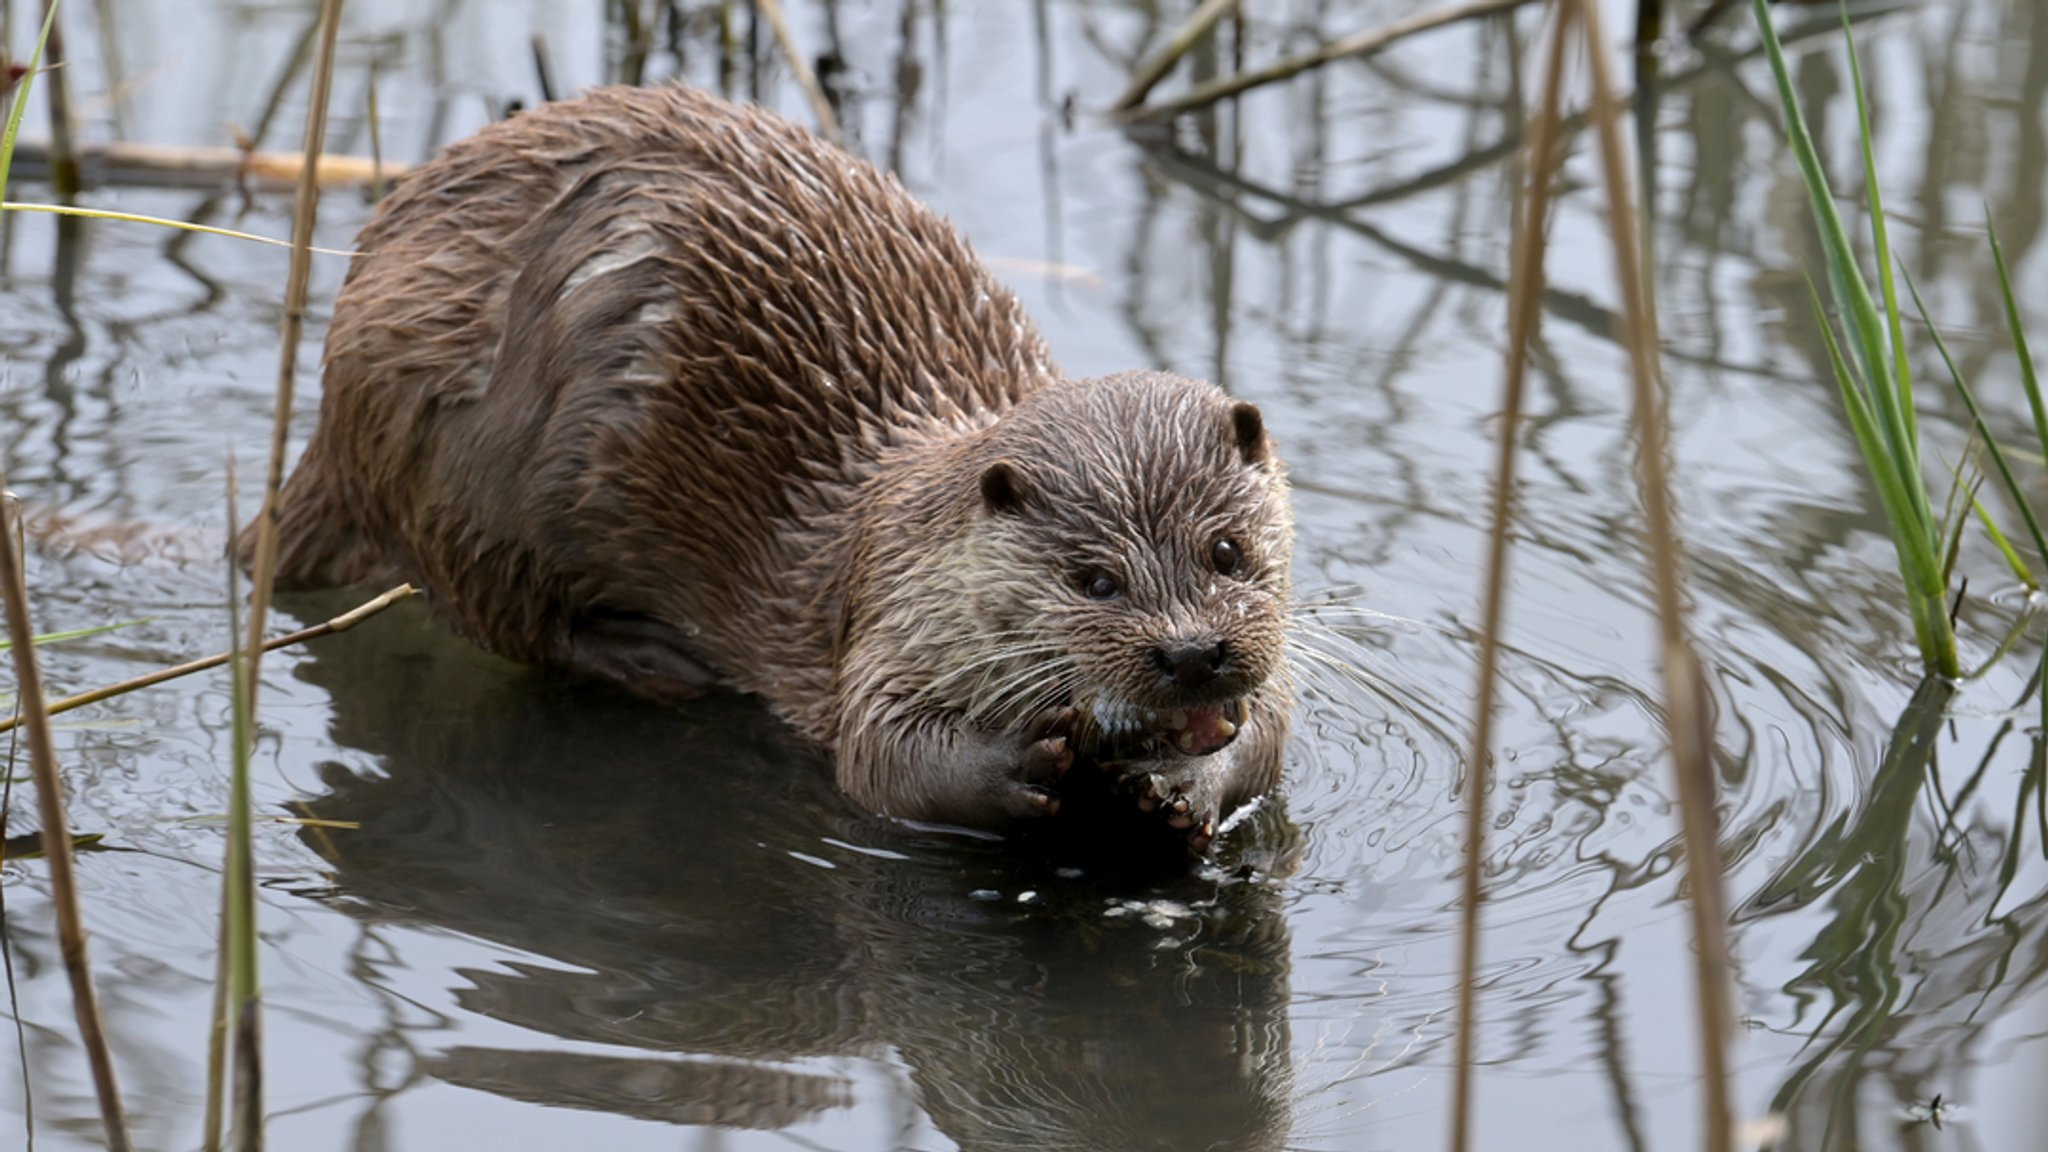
[1753,0,1934,543]
[0,202,357,253]
[1842,4,1915,460]
[1986,213,2048,464]
[1812,285,1954,672]
[1810,285,1943,594]
[0,3,62,201]
[1935,445,1978,587]
[1904,267,2048,578]
[1973,496,2037,590]
[0,618,147,654]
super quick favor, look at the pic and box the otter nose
[1153,638,1231,690]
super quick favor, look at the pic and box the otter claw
[1024,706,1078,745]
[1015,705,1078,789]
[1188,820,1216,853]
[1020,736,1073,786]
[1130,772,1170,812]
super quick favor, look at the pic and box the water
[4,0,2048,1148]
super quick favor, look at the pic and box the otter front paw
[1111,758,1225,852]
[999,705,1079,818]
[945,705,1078,824]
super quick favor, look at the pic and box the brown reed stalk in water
[1569,0,1733,1147]
[1449,6,1575,1151]
[245,0,342,776]
[0,497,131,1152]
[754,0,842,145]
[0,5,128,1142]
[201,474,240,1152]
[227,0,345,1145]
[36,0,74,196]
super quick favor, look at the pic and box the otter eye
[1083,572,1121,600]
[1211,538,1242,576]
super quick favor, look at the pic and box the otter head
[967,371,1292,759]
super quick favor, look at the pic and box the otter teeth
[1165,708,1238,736]
[1155,701,1245,757]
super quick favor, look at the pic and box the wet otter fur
[256,84,1294,846]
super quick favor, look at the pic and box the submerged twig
[1572,0,1733,1148]
[0,584,418,736]
[1450,7,1574,1151]
[755,0,842,145]
[1109,0,1240,112]
[1124,0,1535,123]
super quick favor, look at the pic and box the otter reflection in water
[288,595,1297,1150]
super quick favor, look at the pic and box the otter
[255,84,1293,847]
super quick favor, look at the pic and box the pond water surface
[6,1,2048,1149]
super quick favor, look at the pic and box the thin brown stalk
[1568,1,1732,1149]
[0,495,129,1152]
[199,873,226,1152]
[230,1,344,1145]
[718,0,739,97]
[1450,7,1574,1151]
[365,63,385,202]
[1109,0,1241,112]
[245,0,342,737]
[36,0,74,197]
[529,33,557,104]
[2,498,35,1151]
[1124,0,1536,123]
[755,0,841,145]
[204,469,245,1152]
[0,584,418,737]
[222,469,258,1152]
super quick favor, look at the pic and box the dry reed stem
[1124,0,1536,123]
[1449,7,1575,1151]
[529,33,557,105]
[199,873,227,1152]
[754,0,842,145]
[0,584,419,736]
[1110,0,1241,112]
[246,0,341,738]
[36,0,74,196]
[1569,0,1733,1148]
[200,477,236,1152]
[227,0,345,1144]
[0,498,130,1151]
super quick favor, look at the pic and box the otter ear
[1229,401,1270,465]
[980,459,1030,514]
